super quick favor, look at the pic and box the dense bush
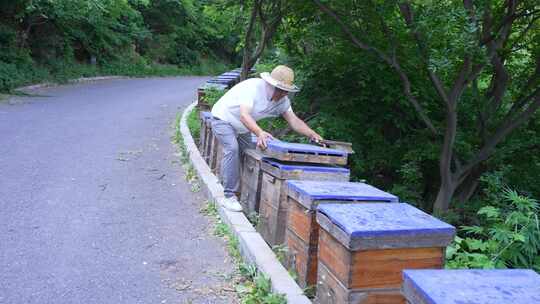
[262,0,540,215]
[446,173,540,271]
[0,0,243,92]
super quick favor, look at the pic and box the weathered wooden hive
[239,148,264,214]
[220,71,241,78]
[402,269,540,304]
[257,159,350,247]
[259,140,348,166]
[208,129,224,178]
[206,78,234,88]
[285,180,399,288]
[315,203,455,304]
[199,111,213,162]
[197,83,227,110]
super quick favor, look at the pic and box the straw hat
[260,65,300,92]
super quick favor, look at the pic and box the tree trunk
[434,104,458,213]
[454,164,486,204]
[433,181,457,214]
[240,1,259,81]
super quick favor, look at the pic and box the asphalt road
[0,78,237,304]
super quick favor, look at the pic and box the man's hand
[257,131,274,150]
[309,132,323,144]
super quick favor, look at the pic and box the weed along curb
[179,101,312,304]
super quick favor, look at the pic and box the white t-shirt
[211,78,292,134]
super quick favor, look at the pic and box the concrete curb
[180,102,311,304]
[15,76,127,91]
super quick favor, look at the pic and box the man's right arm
[239,105,273,149]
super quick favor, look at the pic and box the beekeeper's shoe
[221,196,242,212]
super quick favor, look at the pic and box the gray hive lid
[286,180,398,209]
[266,140,347,157]
[199,83,227,90]
[402,269,540,304]
[316,203,455,250]
[263,159,350,174]
[200,111,212,120]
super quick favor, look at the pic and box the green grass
[202,199,287,304]
[187,107,201,142]
[173,111,200,193]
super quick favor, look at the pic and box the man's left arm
[282,110,323,142]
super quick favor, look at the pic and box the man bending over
[211,65,323,211]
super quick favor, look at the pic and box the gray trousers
[211,119,255,198]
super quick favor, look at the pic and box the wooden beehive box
[319,139,354,155]
[220,71,240,79]
[259,140,348,166]
[197,83,227,110]
[202,118,214,164]
[315,203,456,304]
[207,78,234,88]
[199,112,212,160]
[217,75,239,81]
[402,269,540,304]
[258,159,350,247]
[239,149,264,215]
[207,126,224,178]
[285,181,399,288]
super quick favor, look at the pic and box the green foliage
[261,0,540,213]
[236,271,287,304]
[187,107,201,142]
[200,200,219,217]
[0,0,240,92]
[446,174,540,272]
[202,87,227,107]
[271,244,288,265]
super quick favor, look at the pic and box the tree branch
[313,0,438,134]
[459,91,540,177]
[398,1,450,106]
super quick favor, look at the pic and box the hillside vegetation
[0,0,243,91]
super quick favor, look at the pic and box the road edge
[179,101,311,304]
[15,76,128,91]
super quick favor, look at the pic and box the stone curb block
[180,101,311,304]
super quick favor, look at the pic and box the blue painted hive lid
[263,158,350,174]
[402,269,540,304]
[287,180,398,204]
[216,77,237,81]
[207,78,230,84]
[220,72,240,76]
[317,203,454,244]
[217,74,238,78]
[266,140,347,157]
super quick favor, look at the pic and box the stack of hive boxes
[197,68,256,111]
[249,140,461,303]
[284,181,400,289]
[315,203,455,303]
[197,110,540,304]
[250,140,351,247]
